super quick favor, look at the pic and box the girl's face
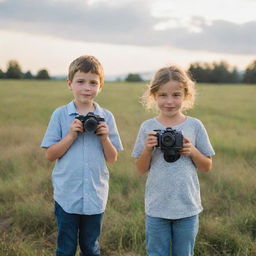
[68,71,100,105]
[155,80,185,117]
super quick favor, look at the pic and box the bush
[125,73,143,82]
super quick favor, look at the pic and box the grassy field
[0,80,256,256]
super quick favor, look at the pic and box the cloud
[0,0,255,54]
[158,19,256,55]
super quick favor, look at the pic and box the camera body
[154,127,183,162]
[75,112,105,133]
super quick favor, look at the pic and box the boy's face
[68,71,101,105]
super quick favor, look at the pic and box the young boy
[41,55,123,256]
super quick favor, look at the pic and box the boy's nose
[83,84,91,90]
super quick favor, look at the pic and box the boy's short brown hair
[68,55,104,88]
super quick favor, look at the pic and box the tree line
[188,60,256,84]
[1,59,256,83]
[0,60,50,80]
[125,60,256,84]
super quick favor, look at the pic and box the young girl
[132,65,215,256]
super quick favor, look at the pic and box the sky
[0,0,255,78]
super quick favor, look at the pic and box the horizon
[0,58,249,81]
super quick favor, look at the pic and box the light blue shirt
[41,101,123,214]
[132,117,215,219]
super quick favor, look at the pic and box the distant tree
[24,71,34,79]
[36,69,50,80]
[125,73,143,82]
[188,62,212,83]
[5,60,23,79]
[188,61,240,83]
[229,67,241,83]
[243,60,256,84]
[211,61,232,83]
[0,69,5,79]
[115,77,122,82]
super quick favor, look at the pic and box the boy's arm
[100,136,118,163]
[96,122,118,163]
[180,136,212,172]
[45,119,83,161]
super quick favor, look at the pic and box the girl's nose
[166,96,173,103]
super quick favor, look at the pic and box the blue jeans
[146,215,199,256]
[54,202,104,256]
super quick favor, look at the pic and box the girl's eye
[173,93,182,97]
[159,94,167,97]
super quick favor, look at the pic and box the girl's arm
[135,148,153,174]
[45,119,83,161]
[96,122,118,163]
[180,136,212,172]
[135,132,158,174]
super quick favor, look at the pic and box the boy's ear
[67,80,72,90]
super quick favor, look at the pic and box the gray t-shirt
[132,116,215,219]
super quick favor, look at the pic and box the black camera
[154,127,183,162]
[75,112,105,133]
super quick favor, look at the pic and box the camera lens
[161,133,175,147]
[163,149,181,162]
[84,118,98,133]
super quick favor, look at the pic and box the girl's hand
[69,119,84,139]
[145,131,158,151]
[180,136,212,172]
[96,122,109,139]
[180,136,195,156]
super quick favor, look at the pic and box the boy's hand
[145,131,158,151]
[180,136,195,156]
[69,119,83,139]
[96,122,109,139]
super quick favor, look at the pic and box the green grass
[0,80,256,255]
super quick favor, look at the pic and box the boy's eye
[90,81,98,85]
[159,93,167,97]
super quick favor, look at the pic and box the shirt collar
[67,101,103,116]
[67,101,78,116]
[93,101,102,115]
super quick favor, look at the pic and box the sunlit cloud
[0,0,255,75]
[152,0,256,25]
[0,0,255,55]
